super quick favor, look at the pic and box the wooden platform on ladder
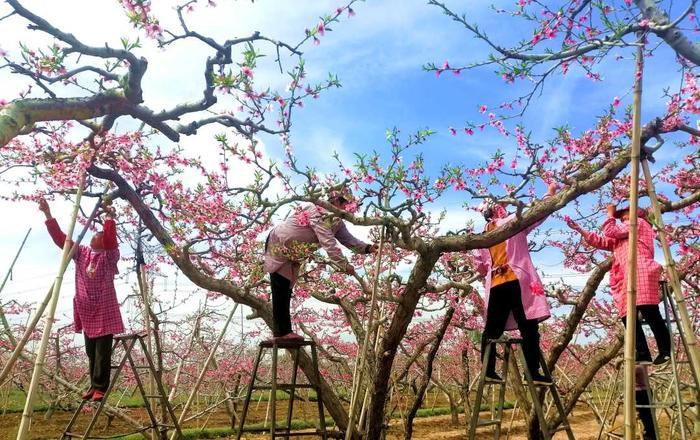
[60,331,183,440]
[235,338,339,439]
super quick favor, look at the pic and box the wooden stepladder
[236,338,330,439]
[598,281,699,440]
[468,337,575,440]
[60,332,183,439]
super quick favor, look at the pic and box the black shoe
[484,372,503,383]
[653,353,671,367]
[524,373,552,386]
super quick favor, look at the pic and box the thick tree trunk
[366,251,439,440]
[403,307,454,440]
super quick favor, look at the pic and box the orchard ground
[0,404,600,439]
[0,392,676,439]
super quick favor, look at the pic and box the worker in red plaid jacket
[39,198,124,402]
[566,203,670,367]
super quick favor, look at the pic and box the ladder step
[272,431,328,437]
[144,394,166,399]
[476,419,502,427]
[111,365,151,369]
[484,379,506,385]
[522,381,551,387]
[637,402,679,408]
[251,384,318,391]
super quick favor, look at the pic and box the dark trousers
[270,272,293,337]
[621,304,671,360]
[84,334,113,391]
[636,389,657,439]
[481,280,542,375]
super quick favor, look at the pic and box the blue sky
[0,1,692,332]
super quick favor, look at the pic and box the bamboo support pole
[623,35,645,440]
[136,263,157,440]
[0,228,31,347]
[641,159,700,421]
[16,173,86,440]
[168,313,202,402]
[345,227,385,440]
[0,196,105,386]
[357,292,387,430]
[169,304,237,440]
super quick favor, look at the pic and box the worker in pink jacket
[39,198,124,402]
[566,204,670,366]
[473,182,556,385]
[264,188,377,341]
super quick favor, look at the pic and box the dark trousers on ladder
[84,333,113,391]
[481,280,541,375]
[621,304,671,361]
[636,389,657,440]
[270,272,293,337]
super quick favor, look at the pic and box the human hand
[607,204,616,218]
[564,217,582,232]
[367,243,379,254]
[37,198,52,219]
[546,182,557,196]
[345,265,357,277]
[37,197,50,213]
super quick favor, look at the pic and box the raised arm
[101,203,118,250]
[38,198,69,249]
[566,217,615,251]
[601,216,629,240]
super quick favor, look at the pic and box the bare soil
[0,402,685,439]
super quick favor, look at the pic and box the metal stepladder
[598,281,699,440]
[468,337,575,440]
[235,338,330,439]
[61,332,183,439]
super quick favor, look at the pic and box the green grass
[0,389,152,413]
[393,401,515,419]
[118,418,337,440]
[113,403,517,440]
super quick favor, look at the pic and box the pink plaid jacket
[473,213,551,331]
[46,219,125,338]
[264,205,369,285]
[582,217,662,316]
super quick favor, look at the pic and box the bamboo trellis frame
[623,33,645,440]
[345,226,386,440]
[16,173,86,440]
[0,228,31,347]
[169,303,238,440]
